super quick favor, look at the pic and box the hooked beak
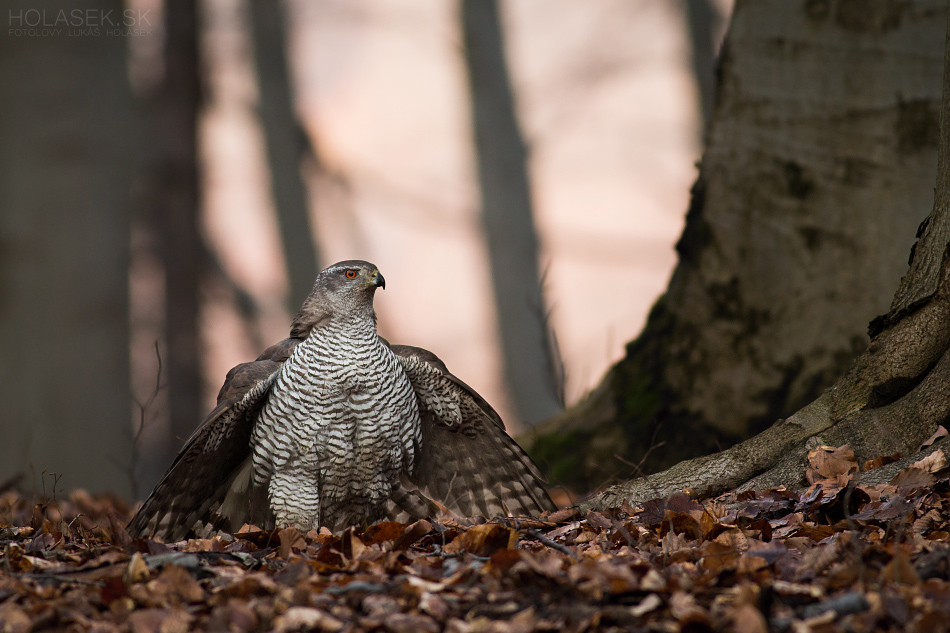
[371,270,386,289]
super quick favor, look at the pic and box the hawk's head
[291,260,385,337]
[319,260,385,297]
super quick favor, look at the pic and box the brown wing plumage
[131,334,555,540]
[390,345,557,520]
[127,337,302,541]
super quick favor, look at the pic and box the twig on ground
[523,528,577,559]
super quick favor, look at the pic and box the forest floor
[2,442,950,633]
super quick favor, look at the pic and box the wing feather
[390,344,557,520]
[127,337,302,541]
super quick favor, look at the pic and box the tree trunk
[157,0,204,450]
[0,1,135,495]
[683,0,720,133]
[249,0,320,307]
[527,0,947,492]
[584,3,950,511]
[460,0,561,428]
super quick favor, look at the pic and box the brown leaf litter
[4,449,950,632]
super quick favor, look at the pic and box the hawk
[129,260,556,541]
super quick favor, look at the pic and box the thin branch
[123,341,165,500]
[523,528,577,559]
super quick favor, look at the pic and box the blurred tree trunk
[586,9,950,508]
[683,0,720,133]
[528,0,946,492]
[249,0,320,307]
[0,1,135,495]
[158,0,204,451]
[461,0,561,428]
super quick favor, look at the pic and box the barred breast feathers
[250,314,423,531]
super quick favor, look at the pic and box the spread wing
[127,337,302,541]
[390,344,557,520]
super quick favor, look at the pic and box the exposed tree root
[581,392,833,511]
[582,318,950,512]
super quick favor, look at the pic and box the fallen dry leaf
[913,449,948,473]
[128,608,193,633]
[891,467,937,489]
[277,526,307,559]
[863,453,902,470]
[919,425,949,452]
[732,604,768,633]
[629,593,662,617]
[881,550,921,586]
[444,523,517,557]
[807,444,858,481]
[272,607,343,633]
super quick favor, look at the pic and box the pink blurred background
[130,0,732,451]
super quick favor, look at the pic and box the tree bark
[683,0,720,134]
[158,0,204,449]
[527,0,947,492]
[0,0,135,495]
[249,0,320,307]
[583,3,950,511]
[460,0,561,428]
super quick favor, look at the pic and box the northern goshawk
[128,260,556,540]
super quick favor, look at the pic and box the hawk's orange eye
[345,270,358,279]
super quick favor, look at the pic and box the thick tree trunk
[0,1,135,495]
[527,0,947,492]
[460,0,562,428]
[584,5,950,511]
[249,0,320,307]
